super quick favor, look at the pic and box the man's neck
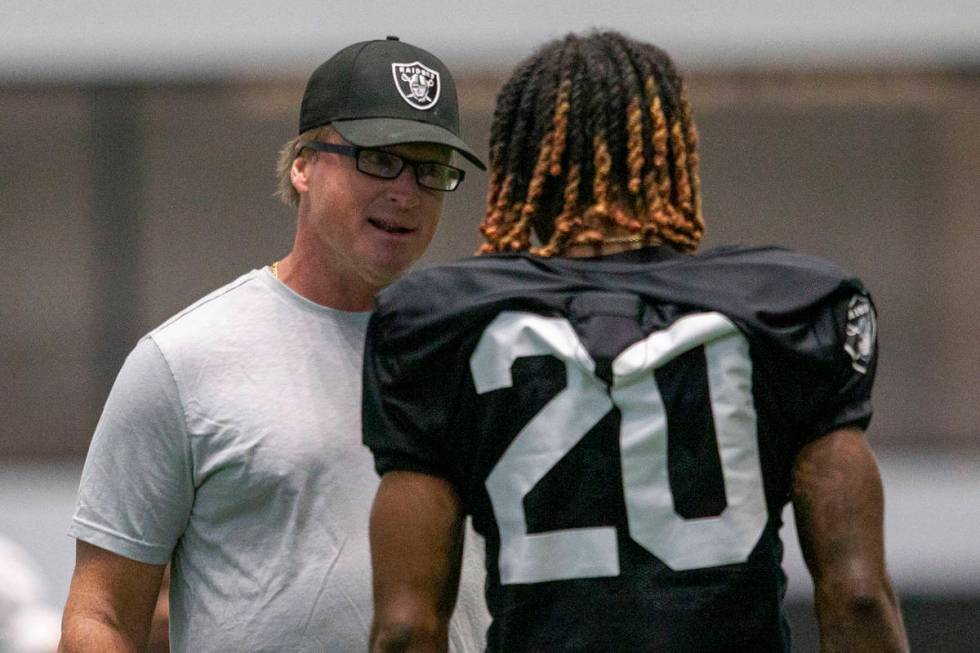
[272,252,378,312]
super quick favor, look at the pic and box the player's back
[365,245,877,652]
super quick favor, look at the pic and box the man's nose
[386,165,422,208]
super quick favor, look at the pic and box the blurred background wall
[1,2,978,650]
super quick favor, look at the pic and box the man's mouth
[368,217,415,234]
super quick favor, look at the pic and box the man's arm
[792,426,909,653]
[59,541,166,653]
[369,470,465,653]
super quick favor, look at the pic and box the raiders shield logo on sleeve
[392,62,441,110]
[844,295,876,374]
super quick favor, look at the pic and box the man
[364,31,909,652]
[60,36,489,652]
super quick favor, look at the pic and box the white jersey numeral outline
[470,311,767,584]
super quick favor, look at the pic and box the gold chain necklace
[579,234,660,249]
[601,235,648,246]
[560,234,661,257]
[270,260,279,279]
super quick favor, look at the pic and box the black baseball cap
[299,36,485,170]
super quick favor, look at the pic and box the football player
[364,30,909,652]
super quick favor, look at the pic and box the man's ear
[291,155,310,194]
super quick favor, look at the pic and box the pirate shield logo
[391,61,441,110]
[843,294,876,374]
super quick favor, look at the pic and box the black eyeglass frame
[299,141,465,192]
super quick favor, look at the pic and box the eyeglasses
[300,141,465,192]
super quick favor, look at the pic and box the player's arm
[791,426,909,653]
[59,540,166,652]
[369,470,465,653]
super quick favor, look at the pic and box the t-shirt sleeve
[68,336,194,565]
[362,309,462,483]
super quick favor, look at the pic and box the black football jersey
[363,245,878,652]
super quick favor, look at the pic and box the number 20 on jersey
[470,311,768,585]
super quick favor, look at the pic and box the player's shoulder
[370,254,551,353]
[688,244,871,309]
[375,254,541,315]
[693,245,876,369]
[696,244,859,282]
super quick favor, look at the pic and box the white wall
[2,0,979,80]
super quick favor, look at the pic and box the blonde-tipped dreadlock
[479,30,705,256]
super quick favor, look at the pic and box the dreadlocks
[479,31,704,256]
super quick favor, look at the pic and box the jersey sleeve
[362,305,465,483]
[771,288,878,444]
[68,336,194,565]
[811,291,878,437]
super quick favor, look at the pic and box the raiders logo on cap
[844,294,876,374]
[392,62,441,110]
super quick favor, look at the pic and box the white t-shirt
[69,269,489,652]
